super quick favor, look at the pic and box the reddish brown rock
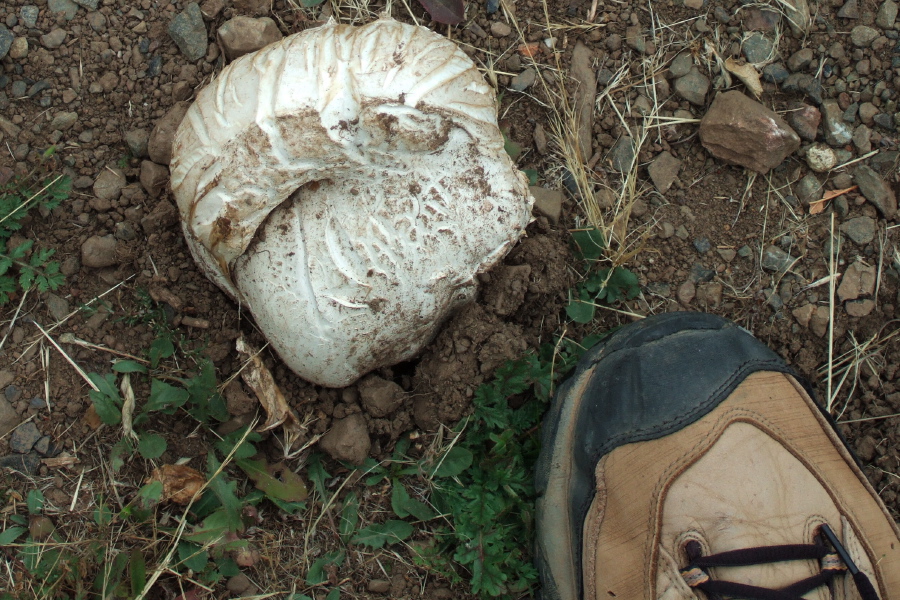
[699,91,801,174]
[148,101,190,165]
[217,16,282,61]
[140,160,169,198]
[787,103,821,141]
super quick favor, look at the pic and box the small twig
[30,320,98,392]
[826,212,836,412]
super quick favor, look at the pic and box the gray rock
[510,68,536,92]
[73,0,98,8]
[659,222,676,238]
[533,123,548,155]
[125,129,150,158]
[850,25,879,47]
[20,6,39,28]
[0,453,41,475]
[840,216,876,245]
[795,172,823,206]
[743,32,774,63]
[821,101,852,146]
[81,235,118,268]
[762,245,796,272]
[738,245,753,258]
[48,0,78,20]
[838,0,859,18]
[597,68,615,86]
[854,165,897,218]
[625,25,655,54]
[693,238,711,254]
[846,299,875,317]
[762,63,790,83]
[9,422,41,454]
[781,0,811,35]
[873,113,895,131]
[674,67,710,105]
[45,293,69,321]
[0,398,20,437]
[781,73,824,105]
[787,48,814,72]
[690,264,715,283]
[0,26,12,61]
[608,137,636,172]
[675,225,690,239]
[168,2,208,62]
[858,102,878,125]
[93,167,126,201]
[50,111,78,131]
[33,436,53,456]
[529,186,562,225]
[86,11,107,32]
[670,53,693,78]
[41,28,67,49]
[10,81,26,98]
[877,0,898,28]
[646,282,671,296]
[217,16,282,61]
[648,151,682,193]
[852,124,872,153]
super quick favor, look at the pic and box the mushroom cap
[170,18,533,387]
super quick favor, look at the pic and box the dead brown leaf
[724,58,763,98]
[148,464,205,504]
[235,337,302,433]
[82,405,102,430]
[42,453,79,468]
[808,186,858,214]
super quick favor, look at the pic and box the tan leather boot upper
[584,372,900,600]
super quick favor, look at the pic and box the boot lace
[679,524,880,600]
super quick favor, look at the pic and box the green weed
[0,150,70,305]
[565,225,640,323]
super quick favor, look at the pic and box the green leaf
[178,541,209,573]
[503,133,523,161]
[137,433,167,459]
[305,550,345,586]
[325,588,340,600]
[110,437,133,472]
[149,336,175,368]
[93,500,113,526]
[0,527,26,545]
[300,0,324,5]
[130,550,146,596]
[27,489,45,515]
[184,509,234,546]
[136,481,163,508]
[431,446,473,478]
[566,297,596,323]
[339,492,359,541]
[307,453,331,499]
[112,360,147,374]
[145,378,190,413]
[391,484,436,521]
[206,454,243,532]
[522,168,539,186]
[570,227,606,261]
[351,520,413,549]
[237,458,309,503]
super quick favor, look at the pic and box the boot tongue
[660,422,838,594]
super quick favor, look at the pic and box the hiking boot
[535,312,900,600]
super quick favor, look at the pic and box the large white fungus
[170,18,533,387]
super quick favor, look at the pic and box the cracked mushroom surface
[170,18,533,387]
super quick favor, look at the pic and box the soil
[0,0,899,598]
